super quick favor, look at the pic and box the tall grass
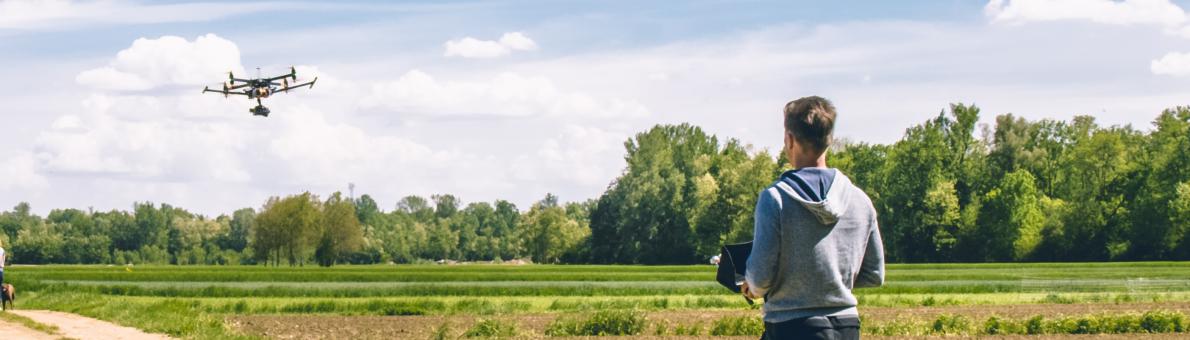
[545,310,647,336]
[709,315,764,336]
[865,311,1189,336]
[463,319,519,338]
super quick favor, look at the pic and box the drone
[202,66,317,117]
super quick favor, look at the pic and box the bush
[982,311,1186,335]
[464,319,518,338]
[545,310,646,336]
[1025,315,1046,334]
[983,315,1023,335]
[931,314,971,334]
[652,320,669,336]
[1140,310,1186,333]
[710,315,764,336]
[674,322,702,336]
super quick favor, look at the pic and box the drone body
[202,66,317,117]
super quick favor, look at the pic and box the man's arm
[854,217,885,288]
[745,189,781,298]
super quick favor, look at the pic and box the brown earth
[6,310,174,340]
[228,302,1190,340]
[0,317,60,340]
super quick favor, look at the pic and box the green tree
[216,208,254,252]
[1171,182,1190,259]
[978,170,1045,261]
[12,221,65,264]
[1129,108,1190,259]
[0,202,37,242]
[923,179,961,258]
[589,124,719,264]
[315,192,364,266]
[254,193,321,266]
[397,195,435,223]
[521,194,588,263]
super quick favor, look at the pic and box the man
[0,238,6,287]
[742,96,885,340]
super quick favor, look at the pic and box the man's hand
[740,281,759,300]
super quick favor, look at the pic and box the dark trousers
[762,315,860,340]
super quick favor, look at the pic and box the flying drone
[202,66,317,117]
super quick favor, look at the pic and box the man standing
[742,96,885,339]
[0,238,6,287]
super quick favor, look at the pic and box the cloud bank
[444,32,538,58]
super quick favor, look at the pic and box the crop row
[8,262,1189,283]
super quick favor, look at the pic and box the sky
[1,0,1189,216]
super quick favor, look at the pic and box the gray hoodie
[745,168,885,323]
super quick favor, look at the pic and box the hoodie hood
[774,169,854,225]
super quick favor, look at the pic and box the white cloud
[267,106,459,187]
[984,1,1190,77]
[498,32,538,51]
[0,152,47,190]
[985,0,1188,26]
[1151,51,1190,76]
[363,69,649,119]
[517,125,626,186]
[33,94,251,182]
[444,32,538,58]
[76,34,244,91]
[16,33,539,214]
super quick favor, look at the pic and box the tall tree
[521,194,588,263]
[315,192,364,266]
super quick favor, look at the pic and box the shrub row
[545,310,647,336]
[871,310,1187,336]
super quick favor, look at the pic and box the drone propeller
[228,70,234,82]
[290,66,297,81]
[283,78,289,93]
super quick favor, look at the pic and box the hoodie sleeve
[855,216,885,288]
[745,188,781,297]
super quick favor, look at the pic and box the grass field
[2,262,1188,339]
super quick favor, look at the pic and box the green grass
[545,310,647,336]
[16,291,258,339]
[709,315,764,336]
[0,262,1186,339]
[463,318,520,338]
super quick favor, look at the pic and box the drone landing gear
[250,105,271,117]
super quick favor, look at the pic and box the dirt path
[10,310,174,340]
[0,317,59,340]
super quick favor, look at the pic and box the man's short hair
[783,96,836,153]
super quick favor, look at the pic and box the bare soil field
[227,302,1190,340]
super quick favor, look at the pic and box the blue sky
[2,0,1190,216]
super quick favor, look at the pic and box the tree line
[0,104,1186,265]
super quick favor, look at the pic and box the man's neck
[791,152,828,169]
